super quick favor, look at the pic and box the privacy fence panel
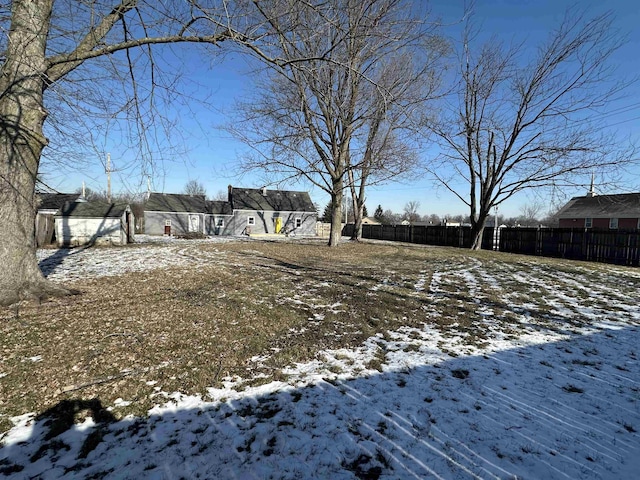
[500,227,640,267]
[340,223,639,267]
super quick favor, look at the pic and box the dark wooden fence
[342,223,640,267]
[499,227,640,266]
[342,224,495,250]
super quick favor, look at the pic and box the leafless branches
[428,7,636,249]
[227,0,448,245]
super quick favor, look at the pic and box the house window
[216,217,224,227]
[609,218,618,229]
[165,220,172,227]
[585,217,592,228]
[295,217,302,228]
[248,216,255,226]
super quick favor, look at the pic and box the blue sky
[42,0,640,218]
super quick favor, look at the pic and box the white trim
[609,218,618,229]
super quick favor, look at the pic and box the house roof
[57,201,129,218]
[208,200,233,215]
[231,187,315,213]
[145,193,207,213]
[37,193,80,211]
[557,193,640,219]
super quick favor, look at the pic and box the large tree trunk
[328,179,343,247]
[470,211,489,250]
[0,0,66,306]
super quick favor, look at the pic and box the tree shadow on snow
[1,326,639,479]
[38,246,89,279]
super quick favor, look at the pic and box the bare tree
[211,189,228,201]
[228,0,446,246]
[403,200,421,224]
[428,8,635,249]
[346,36,448,241]
[0,0,330,306]
[518,201,544,227]
[183,180,207,197]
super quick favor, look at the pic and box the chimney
[227,185,233,202]
[262,186,267,196]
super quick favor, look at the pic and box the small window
[248,216,255,226]
[165,220,172,227]
[295,217,302,228]
[216,218,224,227]
[609,218,618,229]
[585,217,592,228]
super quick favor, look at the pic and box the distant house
[55,200,134,246]
[557,192,640,230]
[362,217,381,225]
[36,193,81,246]
[228,186,316,236]
[144,193,210,236]
[144,186,316,237]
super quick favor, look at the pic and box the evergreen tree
[374,204,384,221]
[321,202,333,223]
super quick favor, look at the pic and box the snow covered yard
[1,238,639,479]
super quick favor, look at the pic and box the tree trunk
[0,0,67,306]
[470,211,489,250]
[328,180,343,247]
[351,203,363,242]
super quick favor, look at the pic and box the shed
[55,201,134,246]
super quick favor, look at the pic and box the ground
[0,236,639,479]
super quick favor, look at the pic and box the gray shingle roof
[37,193,80,211]
[145,193,207,213]
[57,201,129,218]
[558,193,640,218]
[208,200,233,215]
[231,187,315,212]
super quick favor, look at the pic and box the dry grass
[1,239,638,434]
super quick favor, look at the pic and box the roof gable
[145,193,207,213]
[558,193,640,218]
[231,187,315,212]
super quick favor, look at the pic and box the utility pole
[106,153,111,203]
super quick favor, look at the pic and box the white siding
[56,216,126,246]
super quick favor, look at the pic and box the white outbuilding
[55,200,134,247]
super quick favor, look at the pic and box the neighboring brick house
[557,192,640,230]
[144,186,316,237]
